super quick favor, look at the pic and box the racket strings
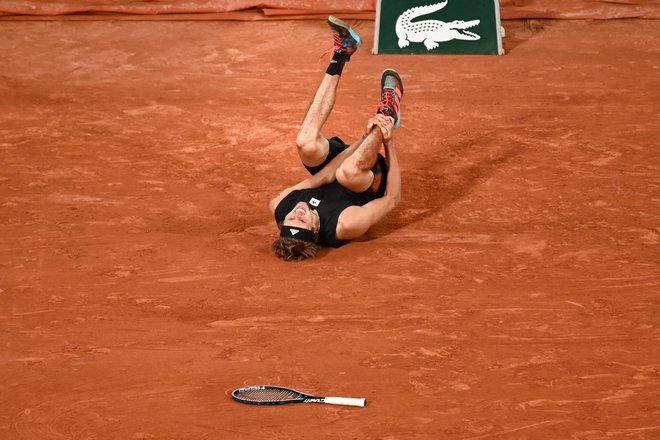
[238,388,301,402]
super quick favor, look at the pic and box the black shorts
[304,136,388,198]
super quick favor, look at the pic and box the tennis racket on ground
[232,385,367,407]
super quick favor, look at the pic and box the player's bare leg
[295,16,361,168]
[335,124,384,193]
[296,74,339,168]
[336,69,404,193]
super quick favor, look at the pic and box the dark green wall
[375,0,502,54]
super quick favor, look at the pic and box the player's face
[282,202,319,231]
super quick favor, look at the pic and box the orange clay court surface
[1,17,659,440]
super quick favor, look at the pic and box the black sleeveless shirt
[274,181,379,248]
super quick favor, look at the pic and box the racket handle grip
[324,397,367,407]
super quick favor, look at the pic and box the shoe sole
[328,16,362,48]
[381,68,404,96]
[381,68,403,128]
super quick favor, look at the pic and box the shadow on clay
[373,134,524,239]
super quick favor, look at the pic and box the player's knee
[295,131,316,153]
[336,162,361,185]
[296,133,327,164]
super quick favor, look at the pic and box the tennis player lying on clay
[268,16,404,261]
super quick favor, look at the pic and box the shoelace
[377,89,398,115]
[320,33,346,60]
[332,33,344,51]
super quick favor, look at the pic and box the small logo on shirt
[309,197,320,207]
